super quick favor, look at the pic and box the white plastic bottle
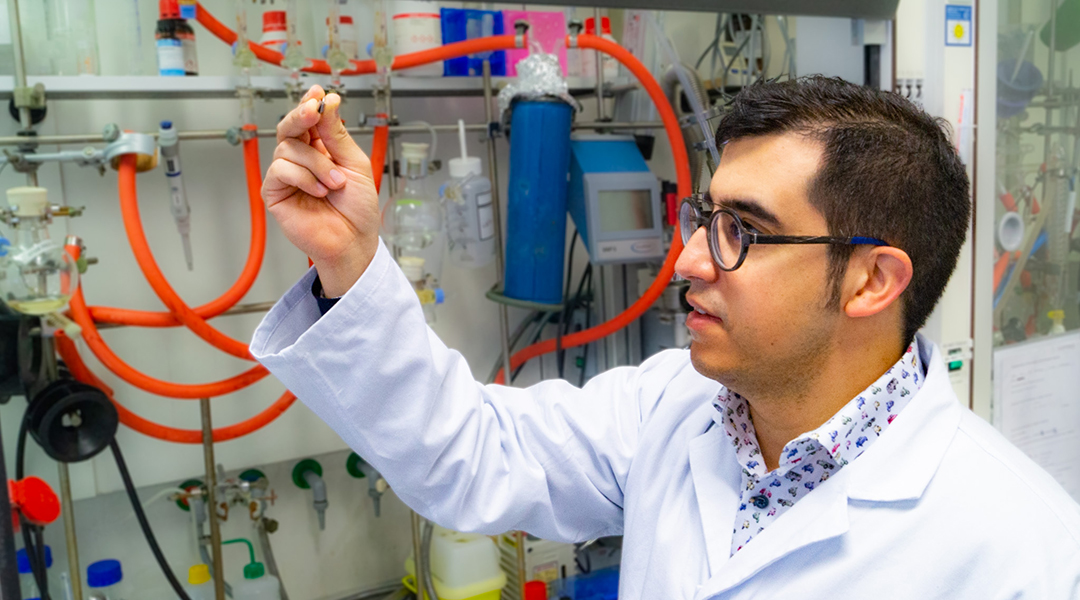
[184,564,215,600]
[391,0,442,76]
[583,16,619,82]
[444,120,495,269]
[260,10,291,76]
[232,562,281,600]
[323,15,359,60]
[16,546,52,600]
[382,142,446,322]
[86,559,127,600]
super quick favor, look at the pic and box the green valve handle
[346,453,367,479]
[292,459,322,489]
[175,479,204,512]
[239,469,267,483]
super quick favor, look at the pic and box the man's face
[675,133,842,394]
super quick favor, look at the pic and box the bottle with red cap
[524,580,548,600]
[260,10,290,75]
[322,14,360,61]
[584,16,620,82]
[157,0,198,76]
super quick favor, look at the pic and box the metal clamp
[514,20,529,48]
[103,132,156,162]
[12,83,46,110]
[567,20,583,48]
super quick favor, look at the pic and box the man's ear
[843,247,913,318]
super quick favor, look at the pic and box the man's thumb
[315,93,372,177]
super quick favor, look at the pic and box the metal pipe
[483,60,513,386]
[420,520,439,600]
[93,300,278,330]
[409,512,425,600]
[256,520,289,600]
[0,122,665,147]
[514,531,527,600]
[1042,0,1059,190]
[58,463,83,600]
[0,414,21,600]
[7,0,30,132]
[593,7,606,121]
[200,398,226,600]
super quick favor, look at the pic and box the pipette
[158,121,194,270]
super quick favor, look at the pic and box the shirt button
[751,495,769,509]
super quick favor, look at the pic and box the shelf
[0,74,636,100]
[531,0,899,19]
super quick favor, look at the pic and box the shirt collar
[713,337,926,478]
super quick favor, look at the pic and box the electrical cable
[515,261,592,382]
[15,414,49,600]
[486,310,542,384]
[31,526,47,599]
[578,266,594,388]
[109,440,192,600]
[557,229,580,379]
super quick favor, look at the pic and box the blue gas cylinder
[504,98,574,304]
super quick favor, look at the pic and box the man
[251,77,1080,598]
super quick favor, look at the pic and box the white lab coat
[251,241,1080,599]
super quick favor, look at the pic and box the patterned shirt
[714,338,925,555]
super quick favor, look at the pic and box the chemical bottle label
[393,13,441,51]
[477,193,494,241]
[157,39,185,76]
[180,34,199,74]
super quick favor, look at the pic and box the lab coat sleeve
[251,240,678,542]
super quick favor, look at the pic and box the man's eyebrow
[712,197,784,229]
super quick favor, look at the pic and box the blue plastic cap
[435,288,445,304]
[87,559,122,588]
[16,546,53,573]
[161,120,173,129]
[0,237,10,257]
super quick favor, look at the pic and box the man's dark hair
[715,75,971,346]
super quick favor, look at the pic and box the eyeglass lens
[679,201,744,269]
[711,211,742,269]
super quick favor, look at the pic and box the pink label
[502,10,568,77]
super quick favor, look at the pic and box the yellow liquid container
[404,525,507,600]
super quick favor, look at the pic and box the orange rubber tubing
[87,131,266,328]
[67,284,270,398]
[116,154,253,360]
[494,34,691,384]
[370,122,389,193]
[56,331,296,444]
[194,2,521,77]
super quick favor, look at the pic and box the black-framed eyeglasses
[678,197,889,272]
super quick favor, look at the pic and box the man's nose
[675,226,719,282]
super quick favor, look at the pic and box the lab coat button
[751,495,769,509]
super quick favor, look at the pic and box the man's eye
[742,221,762,234]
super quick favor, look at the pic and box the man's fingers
[263,159,329,206]
[273,139,348,190]
[300,84,325,104]
[314,93,373,177]
[278,88,326,143]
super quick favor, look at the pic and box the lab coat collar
[843,335,962,502]
[690,336,961,597]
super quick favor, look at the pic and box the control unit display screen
[597,189,654,233]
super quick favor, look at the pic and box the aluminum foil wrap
[497,51,580,115]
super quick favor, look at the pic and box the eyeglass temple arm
[750,234,889,246]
